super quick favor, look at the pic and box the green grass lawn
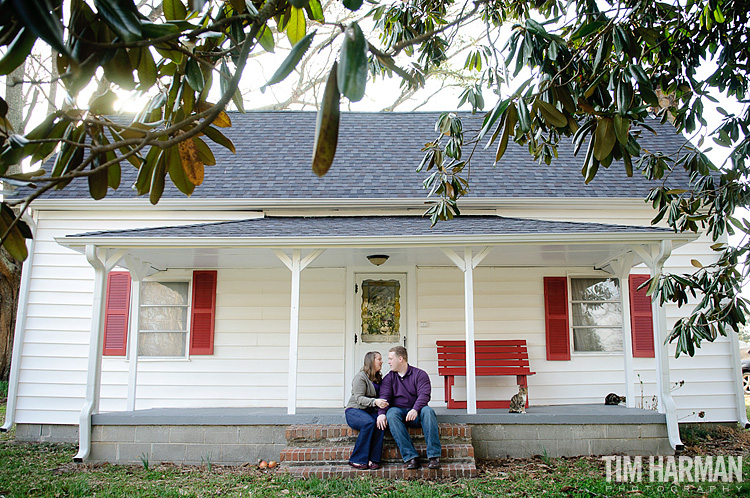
[1,400,748,497]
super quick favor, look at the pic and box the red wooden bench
[436,339,535,409]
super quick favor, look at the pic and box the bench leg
[445,376,458,409]
[517,375,529,408]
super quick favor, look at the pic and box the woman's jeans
[345,408,385,464]
[385,406,441,462]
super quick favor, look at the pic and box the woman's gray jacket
[345,370,379,410]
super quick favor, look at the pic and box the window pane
[570,278,620,302]
[361,279,400,343]
[141,282,189,305]
[571,302,623,327]
[574,327,623,352]
[139,306,188,331]
[138,332,186,357]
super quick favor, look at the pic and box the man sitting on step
[376,346,442,469]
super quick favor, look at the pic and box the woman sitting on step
[345,351,389,470]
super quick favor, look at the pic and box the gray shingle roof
[68,215,672,239]
[45,111,693,200]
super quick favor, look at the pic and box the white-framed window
[138,280,191,357]
[569,276,623,353]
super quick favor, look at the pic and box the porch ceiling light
[367,254,389,266]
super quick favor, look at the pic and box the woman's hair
[361,351,383,384]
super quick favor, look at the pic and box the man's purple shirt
[378,364,431,416]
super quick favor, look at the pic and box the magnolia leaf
[94,0,143,43]
[137,47,157,89]
[613,115,630,145]
[258,24,274,53]
[212,110,232,128]
[306,0,325,22]
[261,30,316,90]
[88,89,118,115]
[0,28,36,76]
[691,259,703,268]
[289,0,309,7]
[593,117,616,162]
[0,204,28,261]
[342,0,363,11]
[149,149,168,205]
[337,22,368,102]
[311,63,340,177]
[88,163,109,200]
[10,0,71,59]
[185,58,205,93]
[193,136,216,165]
[202,126,236,153]
[536,99,567,128]
[286,7,306,46]
[167,146,195,196]
[163,0,188,20]
[178,137,204,185]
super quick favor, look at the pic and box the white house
[2,111,747,464]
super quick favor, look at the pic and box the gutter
[30,196,650,212]
[56,231,698,251]
[1,213,36,433]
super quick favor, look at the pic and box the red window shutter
[103,271,131,356]
[544,277,570,360]
[190,270,217,355]
[629,274,655,358]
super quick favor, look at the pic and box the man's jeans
[345,408,385,465]
[385,406,441,462]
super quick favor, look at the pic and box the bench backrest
[436,339,534,376]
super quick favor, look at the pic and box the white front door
[353,273,407,377]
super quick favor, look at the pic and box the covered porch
[17,215,697,462]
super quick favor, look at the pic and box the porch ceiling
[56,215,696,270]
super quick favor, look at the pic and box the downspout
[74,245,107,462]
[1,213,36,432]
[650,241,684,451]
[728,333,750,428]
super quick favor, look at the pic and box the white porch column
[606,255,636,408]
[75,246,126,462]
[126,277,141,411]
[124,256,157,411]
[273,248,324,415]
[633,241,683,450]
[441,246,492,414]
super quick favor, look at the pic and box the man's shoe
[348,462,369,470]
[427,457,441,469]
[405,458,420,469]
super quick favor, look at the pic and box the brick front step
[280,443,474,464]
[282,462,477,479]
[286,423,472,445]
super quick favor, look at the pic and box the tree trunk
[0,249,20,379]
[1,62,26,381]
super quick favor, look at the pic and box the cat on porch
[604,393,626,405]
[508,386,528,413]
